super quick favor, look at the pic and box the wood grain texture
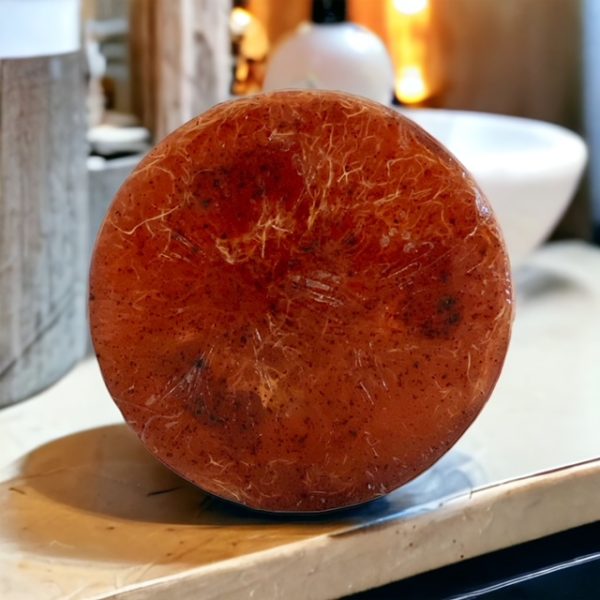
[131,0,233,141]
[431,0,582,122]
[130,0,158,133]
[0,53,88,407]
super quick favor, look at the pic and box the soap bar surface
[90,91,513,512]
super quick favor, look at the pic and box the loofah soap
[90,90,513,512]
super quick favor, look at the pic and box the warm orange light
[230,7,252,34]
[393,0,429,15]
[386,0,432,104]
[396,65,428,103]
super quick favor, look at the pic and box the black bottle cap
[312,0,347,24]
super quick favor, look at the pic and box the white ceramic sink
[401,108,587,268]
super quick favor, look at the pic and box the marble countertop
[1,241,599,599]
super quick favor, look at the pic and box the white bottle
[263,0,395,106]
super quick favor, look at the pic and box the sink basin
[400,108,587,268]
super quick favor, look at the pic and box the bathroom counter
[1,241,599,600]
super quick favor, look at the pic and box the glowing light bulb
[396,66,428,104]
[387,0,432,104]
[393,0,429,15]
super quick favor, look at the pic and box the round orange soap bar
[90,91,513,512]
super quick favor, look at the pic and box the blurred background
[84,0,592,239]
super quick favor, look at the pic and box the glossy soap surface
[90,91,513,512]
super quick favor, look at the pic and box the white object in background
[263,1,394,105]
[88,125,151,156]
[0,0,80,59]
[402,109,588,268]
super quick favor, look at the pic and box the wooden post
[131,0,233,141]
[0,52,88,406]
